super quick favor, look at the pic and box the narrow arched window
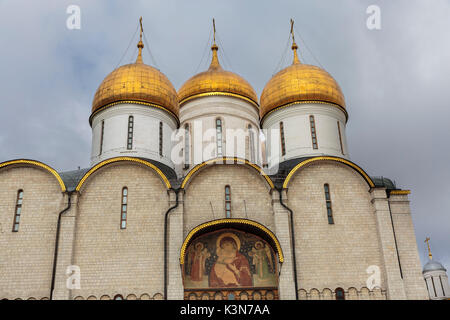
[310,115,318,149]
[248,125,255,163]
[335,288,345,300]
[337,121,344,154]
[245,135,250,160]
[225,185,231,218]
[12,190,23,232]
[324,184,334,224]
[113,294,123,300]
[262,139,268,168]
[120,187,128,229]
[127,116,134,150]
[99,120,105,156]
[280,122,286,156]
[216,118,223,156]
[184,124,190,169]
[159,121,163,156]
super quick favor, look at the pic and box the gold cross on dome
[213,18,216,44]
[136,17,144,63]
[290,18,295,43]
[424,237,432,260]
[139,17,143,41]
[290,19,300,64]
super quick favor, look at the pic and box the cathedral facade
[0,23,437,300]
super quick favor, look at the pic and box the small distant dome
[178,42,258,108]
[423,259,446,273]
[91,37,179,122]
[260,41,345,121]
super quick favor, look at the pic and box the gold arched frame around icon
[182,227,280,293]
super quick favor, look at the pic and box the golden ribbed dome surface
[178,44,258,107]
[260,43,345,119]
[91,39,178,118]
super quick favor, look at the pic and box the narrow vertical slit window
[337,121,344,155]
[245,136,250,160]
[431,277,437,297]
[335,288,345,300]
[127,116,134,150]
[184,124,190,169]
[159,121,163,156]
[225,185,231,218]
[99,120,105,156]
[248,124,255,163]
[216,118,223,156]
[262,139,268,168]
[280,122,286,156]
[120,187,128,229]
[324,184,334,224]
[439,276,445,296]
[12,190,23,232]
[310,115,318,149]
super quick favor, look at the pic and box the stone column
[273,189,297,299]
[167,190,184,300]
[370,188,406,299]
[52,193,78,300]
[388,193,429,299]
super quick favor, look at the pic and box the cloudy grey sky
[0,0,448,270]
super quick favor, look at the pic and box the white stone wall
[370,188,406,299]
[0,165,64,300]
[285,161,385,295]
[182,164,274,235]
[90,103,178,169]
[71,162,169,299]
[388,194,430,299]
[262,103,349,169]
[298,287,386,300]
[273,190,297,300]
[179,96,261,174]
[0,159,432,300]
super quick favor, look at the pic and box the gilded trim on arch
[0,159,66,192]
[179,92,259,109]
[89,100,180,126]
[283,156,375,189]
[180,157,274,189]
[75,157,171,191]
[390,190,411,195]
[180,218,284,265]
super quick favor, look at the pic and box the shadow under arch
[283,156,375,189]
[181,157,274,190]
[180,218,283,265]
[75,157,172,191]
[0,159,66,192]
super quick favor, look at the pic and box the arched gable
[283,156,374,189]
[0,159,66,192]
[75,157,171,191]
[180,218,283,265]
[181,157,274,190]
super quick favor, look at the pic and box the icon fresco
[183,229,278,289]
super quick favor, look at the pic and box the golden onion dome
[260,40,346,121]
[178,42,258,108]
[91,33,179,123]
